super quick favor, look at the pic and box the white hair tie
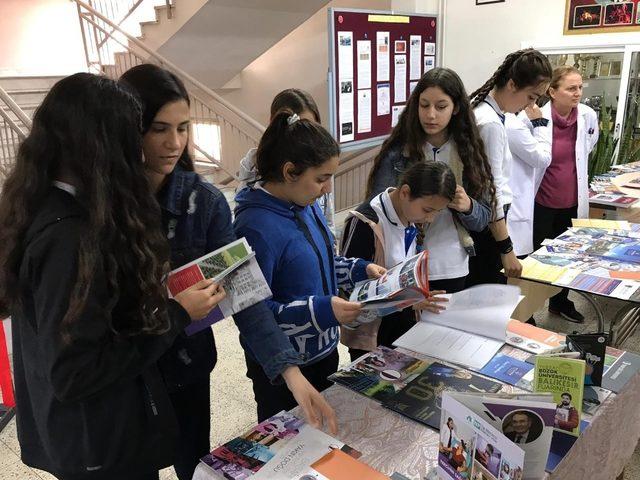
[287,113,300,125]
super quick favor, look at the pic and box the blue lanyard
[404,225,418,254]
[483,99,505,125]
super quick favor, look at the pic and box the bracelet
[496,236,513,255]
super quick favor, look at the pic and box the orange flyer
[310,450,390,479]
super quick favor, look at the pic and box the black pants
[348,276,468,362]
[169,378,211,480]
[467,206,511,287]
[245,348,339,422]
[533,202,578,308]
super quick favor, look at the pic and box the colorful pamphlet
[327,346,429,403]
[167,238,272,335]
[589,193,638,208]
[533,357,585,437]
[347,251,429,327]
[480,354,534,386]
[442,391,556,480]
[393,284,522,369]
[381,362,501,430]
[301,449,389,479]
[197,411,378,480]
[438,392,527,480]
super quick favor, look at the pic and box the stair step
[0,76,63,91]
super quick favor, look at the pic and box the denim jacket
[157,166,303,388]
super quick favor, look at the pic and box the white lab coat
[538,102,599,219]
[506,112,552,256]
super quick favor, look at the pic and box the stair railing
[0,86,31,180]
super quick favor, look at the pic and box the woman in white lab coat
[506,103,552,257]
[533,65,599,323]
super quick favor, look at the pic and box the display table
[192,345,640,480]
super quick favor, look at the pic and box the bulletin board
[328,9,438,151]
[564,0,640,35]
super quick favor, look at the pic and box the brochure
[327,346,430,403]
[589,192,638,208]
[167,238,272,335]
[346,251,429,327]
[480,354,534,386]
[438,392,527,480]
[565,333,608,386]
[299,449,389,479]
[582,386,612,415]
[393,284,522,369]
[198,411,370,480]
[442,391,556,480]
[505,320,566,354]
[545,420,590,473]
[533,357,585,437]
[602,346,640,393]
[381,362,501,430]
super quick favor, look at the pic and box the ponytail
[470,49,552,108]
[256,109,339,182]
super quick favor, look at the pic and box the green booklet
[533,356,585,437]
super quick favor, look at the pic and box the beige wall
[0,0,86,77]
[217,0,394,129]
[440,0,640,95]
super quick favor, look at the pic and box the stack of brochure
[167,238,272,335]
[193,411,389,479]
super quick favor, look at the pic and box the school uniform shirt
[370,188,418,268]
[423,140,469,280]
[474,94,513,219]
[233,185,370,364]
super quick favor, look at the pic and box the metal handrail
[0,87,32,131]
[73,0,265,137]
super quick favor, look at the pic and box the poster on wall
[338,31,354,142]
[564,0,640,35]
[376,32,390,81]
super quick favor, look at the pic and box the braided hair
[469,49,552,108]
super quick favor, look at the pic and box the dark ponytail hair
[256,109,339,182]
[398,162,456,202]
[119,64,194,171]
[367,68,496,209]
[470,49,552,108]
[270,89,321,123]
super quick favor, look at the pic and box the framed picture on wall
[565,0,640,34]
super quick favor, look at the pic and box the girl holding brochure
[366,67,495,297]
[341,161,456,360]
[120,65,337,480]
[234,109,386,421]
[468,49,552,286]
[0,73,215,479]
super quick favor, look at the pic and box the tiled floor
[1,292,638,479]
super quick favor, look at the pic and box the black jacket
[12,187,191,479]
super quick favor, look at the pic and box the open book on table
[393,284,523,369]
[345,251,429,327]
[167,237,272,335]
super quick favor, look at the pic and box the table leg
[573,291,605,332]
[610,304,640,347]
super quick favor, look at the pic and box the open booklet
[439,391,555,480]
[345,251,429,327]
[193,410,388,480]
[167,238,272,335]
[393,284,523,369]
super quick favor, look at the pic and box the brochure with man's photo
[438,392,526,480]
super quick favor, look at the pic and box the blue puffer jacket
[234,186,370,364]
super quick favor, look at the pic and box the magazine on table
[345,251,429,328]
[195,411,387,479]
[505,320,566,354]
[327,346,430,403]
[381,362,501,430]
[393,284,523,369]
[602,346,640,393]
[167,238,272,335]
[589,192,638,208]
